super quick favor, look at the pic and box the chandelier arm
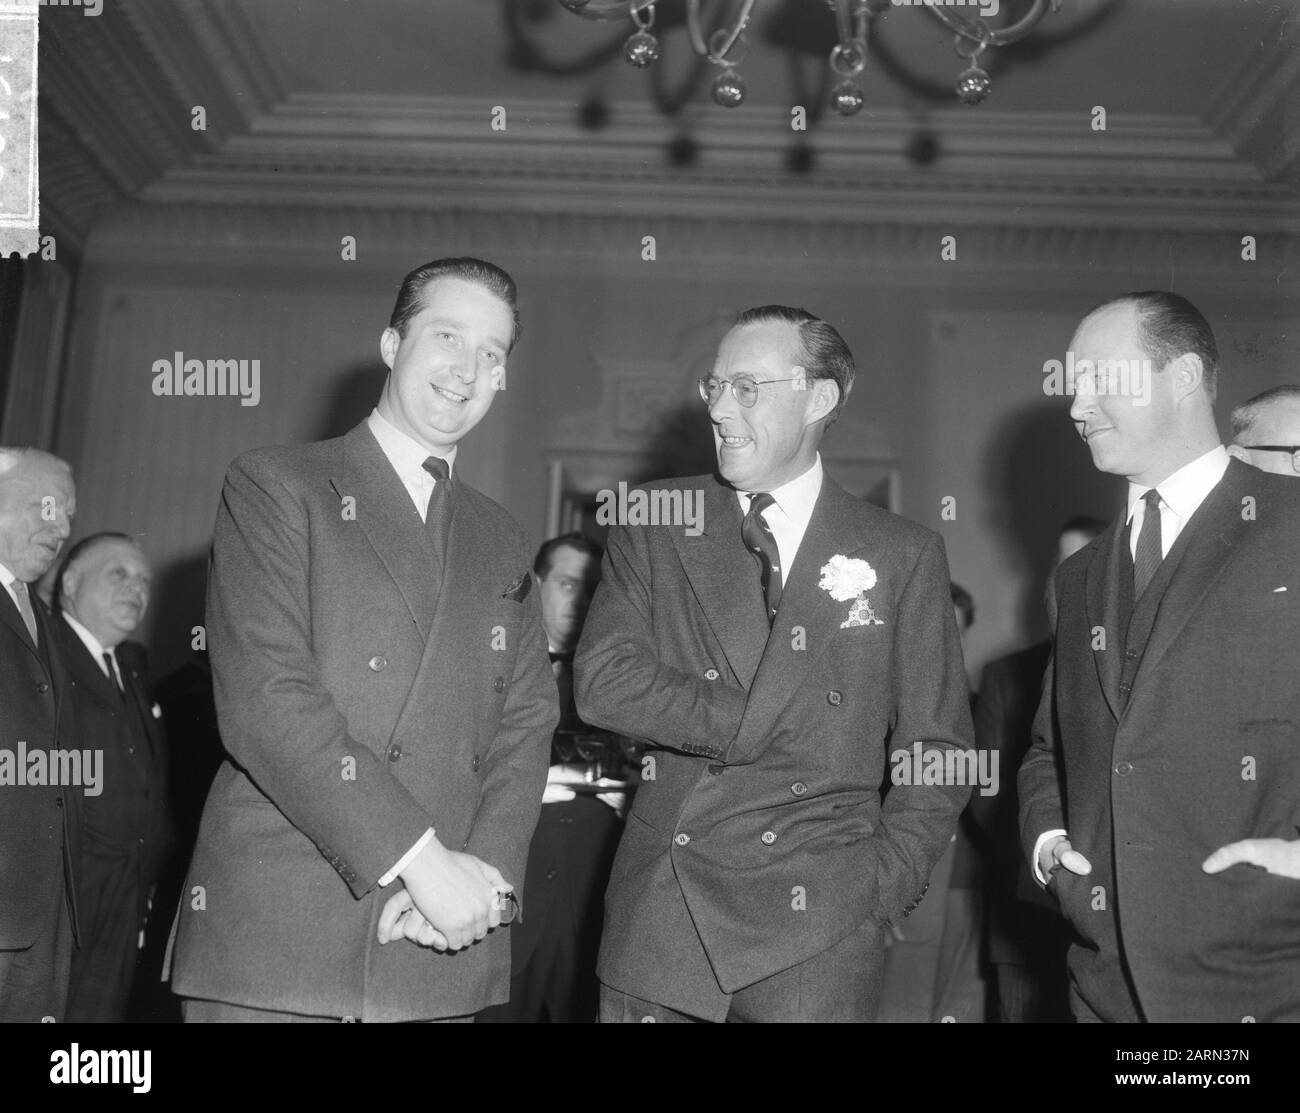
[925,0,1052,47]
[687,0,757,64]
[554,0,657,22]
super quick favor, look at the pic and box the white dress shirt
[1124,444,1230,561]
[1033,444,1232,884]
[734,453,825,581]
[367,408,455,884]
[366,408,457,523]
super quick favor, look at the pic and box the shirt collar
[736,453,824,529]
[367,408,457,479]
[62,609,111,663]
[1126,444,1229,524]
[0,562,14,589]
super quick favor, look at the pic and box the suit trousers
[600,915,884,1023]
[0,883,73,1022]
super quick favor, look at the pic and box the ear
[1226,443,1249,463]
[804,377,839,427]
[1168,352,1205,402]
[379,327,400,370]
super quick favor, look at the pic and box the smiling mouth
[433,385,469,405]
[1082,427,1112,443]
[719,434,752,449]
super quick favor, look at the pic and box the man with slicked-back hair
[170,259,557,1022]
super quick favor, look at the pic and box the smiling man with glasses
[1228,384,1300,478]
[575,304,975,1023]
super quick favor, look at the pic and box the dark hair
[388,257,521,353]
[733,305,855,427]
[1230,384,1300,442]
[534,532,604,579]
[949,582,975,629]
[54,531,140,612]
[1095,291,1219,404]
[1058,515,1107,541]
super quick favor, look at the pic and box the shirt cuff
[1032,829,1068,886]
[379,827,436,887]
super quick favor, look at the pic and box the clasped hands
[377,834,514,952]
[1038,833,1300,882]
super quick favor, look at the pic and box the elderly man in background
[1229,384,1300,478]
[0,447,80,1022]
[55,532,168,1022]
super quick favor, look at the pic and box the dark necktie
[1133,488,1163,599]
[742,492,782,625]
[103,650,125,699]
[422,455,455,558]
[11,580,38,646]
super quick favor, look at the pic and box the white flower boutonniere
[818,555,884,628]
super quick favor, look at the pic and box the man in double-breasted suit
[575,306,975,1022]
[0,447,81,1022]
[1020,291,1300,1022]
[55,533,169,1021]
[170,258,558,1021]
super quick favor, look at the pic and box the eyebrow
[428,317,508,353]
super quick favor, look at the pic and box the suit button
[827,691,842,706]
[493,676,505,693]
[36,682,49,694]
[471,755,481,772]
[761,830,777,845]
[707,764,724,776]
[559,816,573,825]
[704,668,720,681]
[790,782,807,796]
[1115,761,1133,776]
[368,656,386,672]
[546,869,559,881]
[674,832,690,846]
[55,796,63,808]
[386,744,402,762]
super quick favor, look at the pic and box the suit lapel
[669,479,769,690]
[0,582,42,663]
[390,484,484,745]
[58,616,124,711]
[1130,461,1251,692]
[1085,516,1127,722]
[330,423,439,637]
[730,479,872,760]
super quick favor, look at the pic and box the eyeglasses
[1240,445,1300,455]
[698,375,805,408]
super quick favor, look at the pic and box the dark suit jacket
[1020,459,1300,1022]
[0,590,81,952]
[575,473,975,1012]
[169,422,558,1021]
[969,642,1072,966]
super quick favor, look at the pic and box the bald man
[1229,384,1300,478]
[56,532,168,1021]
[0,447,81,1021]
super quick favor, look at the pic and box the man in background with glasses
[575,305,975,1022]
[1229,384,1300,478]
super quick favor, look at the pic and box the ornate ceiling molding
[135,94,1297,232]
[83,202,1300,291]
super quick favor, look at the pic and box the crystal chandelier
[557,0,1063,115]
